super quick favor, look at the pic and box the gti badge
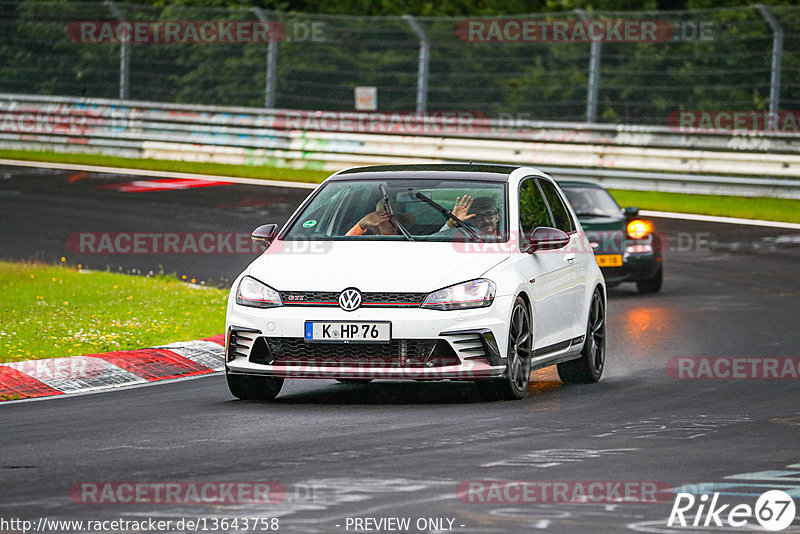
[338,288,362,311]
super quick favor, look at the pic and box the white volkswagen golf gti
[225,164,606,401]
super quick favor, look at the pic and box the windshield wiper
[379,184,414,241]
[414,192,481,242]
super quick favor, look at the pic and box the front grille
[259,338,459,367]
[280,291,426,307]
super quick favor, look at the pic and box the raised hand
[448,195,475,228]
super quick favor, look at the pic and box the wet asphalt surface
[0,164,799,533]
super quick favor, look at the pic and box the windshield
[561,185,621,217]
[283,179,507,242]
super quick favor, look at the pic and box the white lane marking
[641,209,800,230]
[481,448,638,468]
[0,158,319,189]
[153,340,225,371]
[592,415,753,440]
[2,356,146,393]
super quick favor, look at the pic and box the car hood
[578,216,627,254]
[576,215,625,232]
[246,240,511,292]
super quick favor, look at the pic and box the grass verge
[609,189,800,224]
[0,261,228,363]
[0,149,329,184]
[1,149,798,223]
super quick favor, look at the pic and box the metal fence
[3,93,800,198]
[1,2,799,126]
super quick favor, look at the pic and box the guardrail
[1,93,799,198]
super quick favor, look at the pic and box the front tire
[557,288,605,384]
[477,297,532,400]
[227,372,283,401]
[636,264,663,294]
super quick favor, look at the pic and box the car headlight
[626,219,653,239]
[421,279,496,311]
[235,276,282,308]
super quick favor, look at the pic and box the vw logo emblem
[338,288,362,311]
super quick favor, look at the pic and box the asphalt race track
[1,164,799,533]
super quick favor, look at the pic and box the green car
[559,181,663,294]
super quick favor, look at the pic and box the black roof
[332,163,520,182]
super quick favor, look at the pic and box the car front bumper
[225,295,515,381]
[599,251,661,285]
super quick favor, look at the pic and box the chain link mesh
[1,1,798,126]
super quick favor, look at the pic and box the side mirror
[623,206,639,218]
[251,224,278,246]
[523,227,570,253]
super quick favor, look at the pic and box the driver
[565,191,604,216]
[346,201,415,236]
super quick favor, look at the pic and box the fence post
[575,10,600,123]
[756,4,783,115]
[403,15,429,114]
[106,1,129,100]
[252,7,278,109]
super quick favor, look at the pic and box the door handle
[564,253,576,263]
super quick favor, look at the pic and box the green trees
[1,0,796,124]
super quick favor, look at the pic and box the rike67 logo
[668,490,796,531]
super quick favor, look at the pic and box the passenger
[445,196,501,237]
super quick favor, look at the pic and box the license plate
[595,254,623,267]
[304,321,391,343]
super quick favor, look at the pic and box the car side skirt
[530,335,585,370]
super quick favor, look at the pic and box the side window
[538,179,574,233]
[518,178,553,239]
